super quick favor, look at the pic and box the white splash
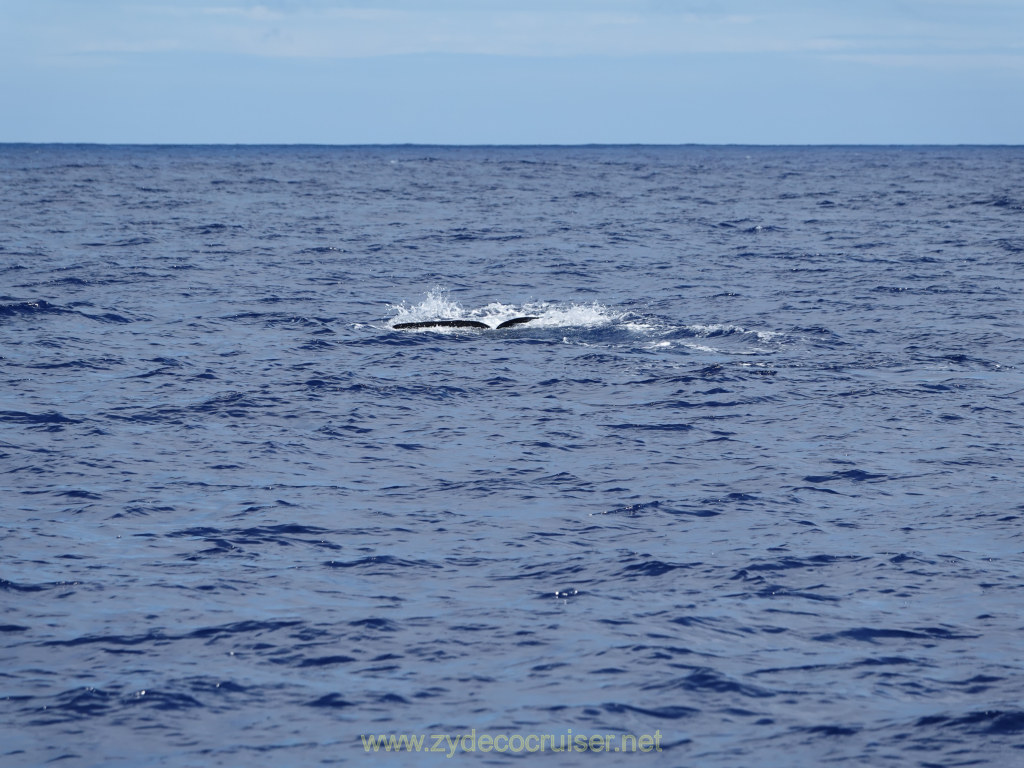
[686,323,783,343]
[386,288,619,330]
[522,301,618,329]
[387,288,467,326]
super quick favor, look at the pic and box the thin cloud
[201,5,288,21]
[8,1,1024,65]
[64,5,844,59]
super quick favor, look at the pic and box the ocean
[1,144,1022,766]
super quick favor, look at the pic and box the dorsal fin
[495,316,538,329]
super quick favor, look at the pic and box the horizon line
[2,142,1022,149]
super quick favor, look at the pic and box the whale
[393,316,538,331]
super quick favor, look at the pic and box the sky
[1,0,1022,144]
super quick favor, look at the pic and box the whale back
[393,319,490,330]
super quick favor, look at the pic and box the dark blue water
[1,145,1023,767]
